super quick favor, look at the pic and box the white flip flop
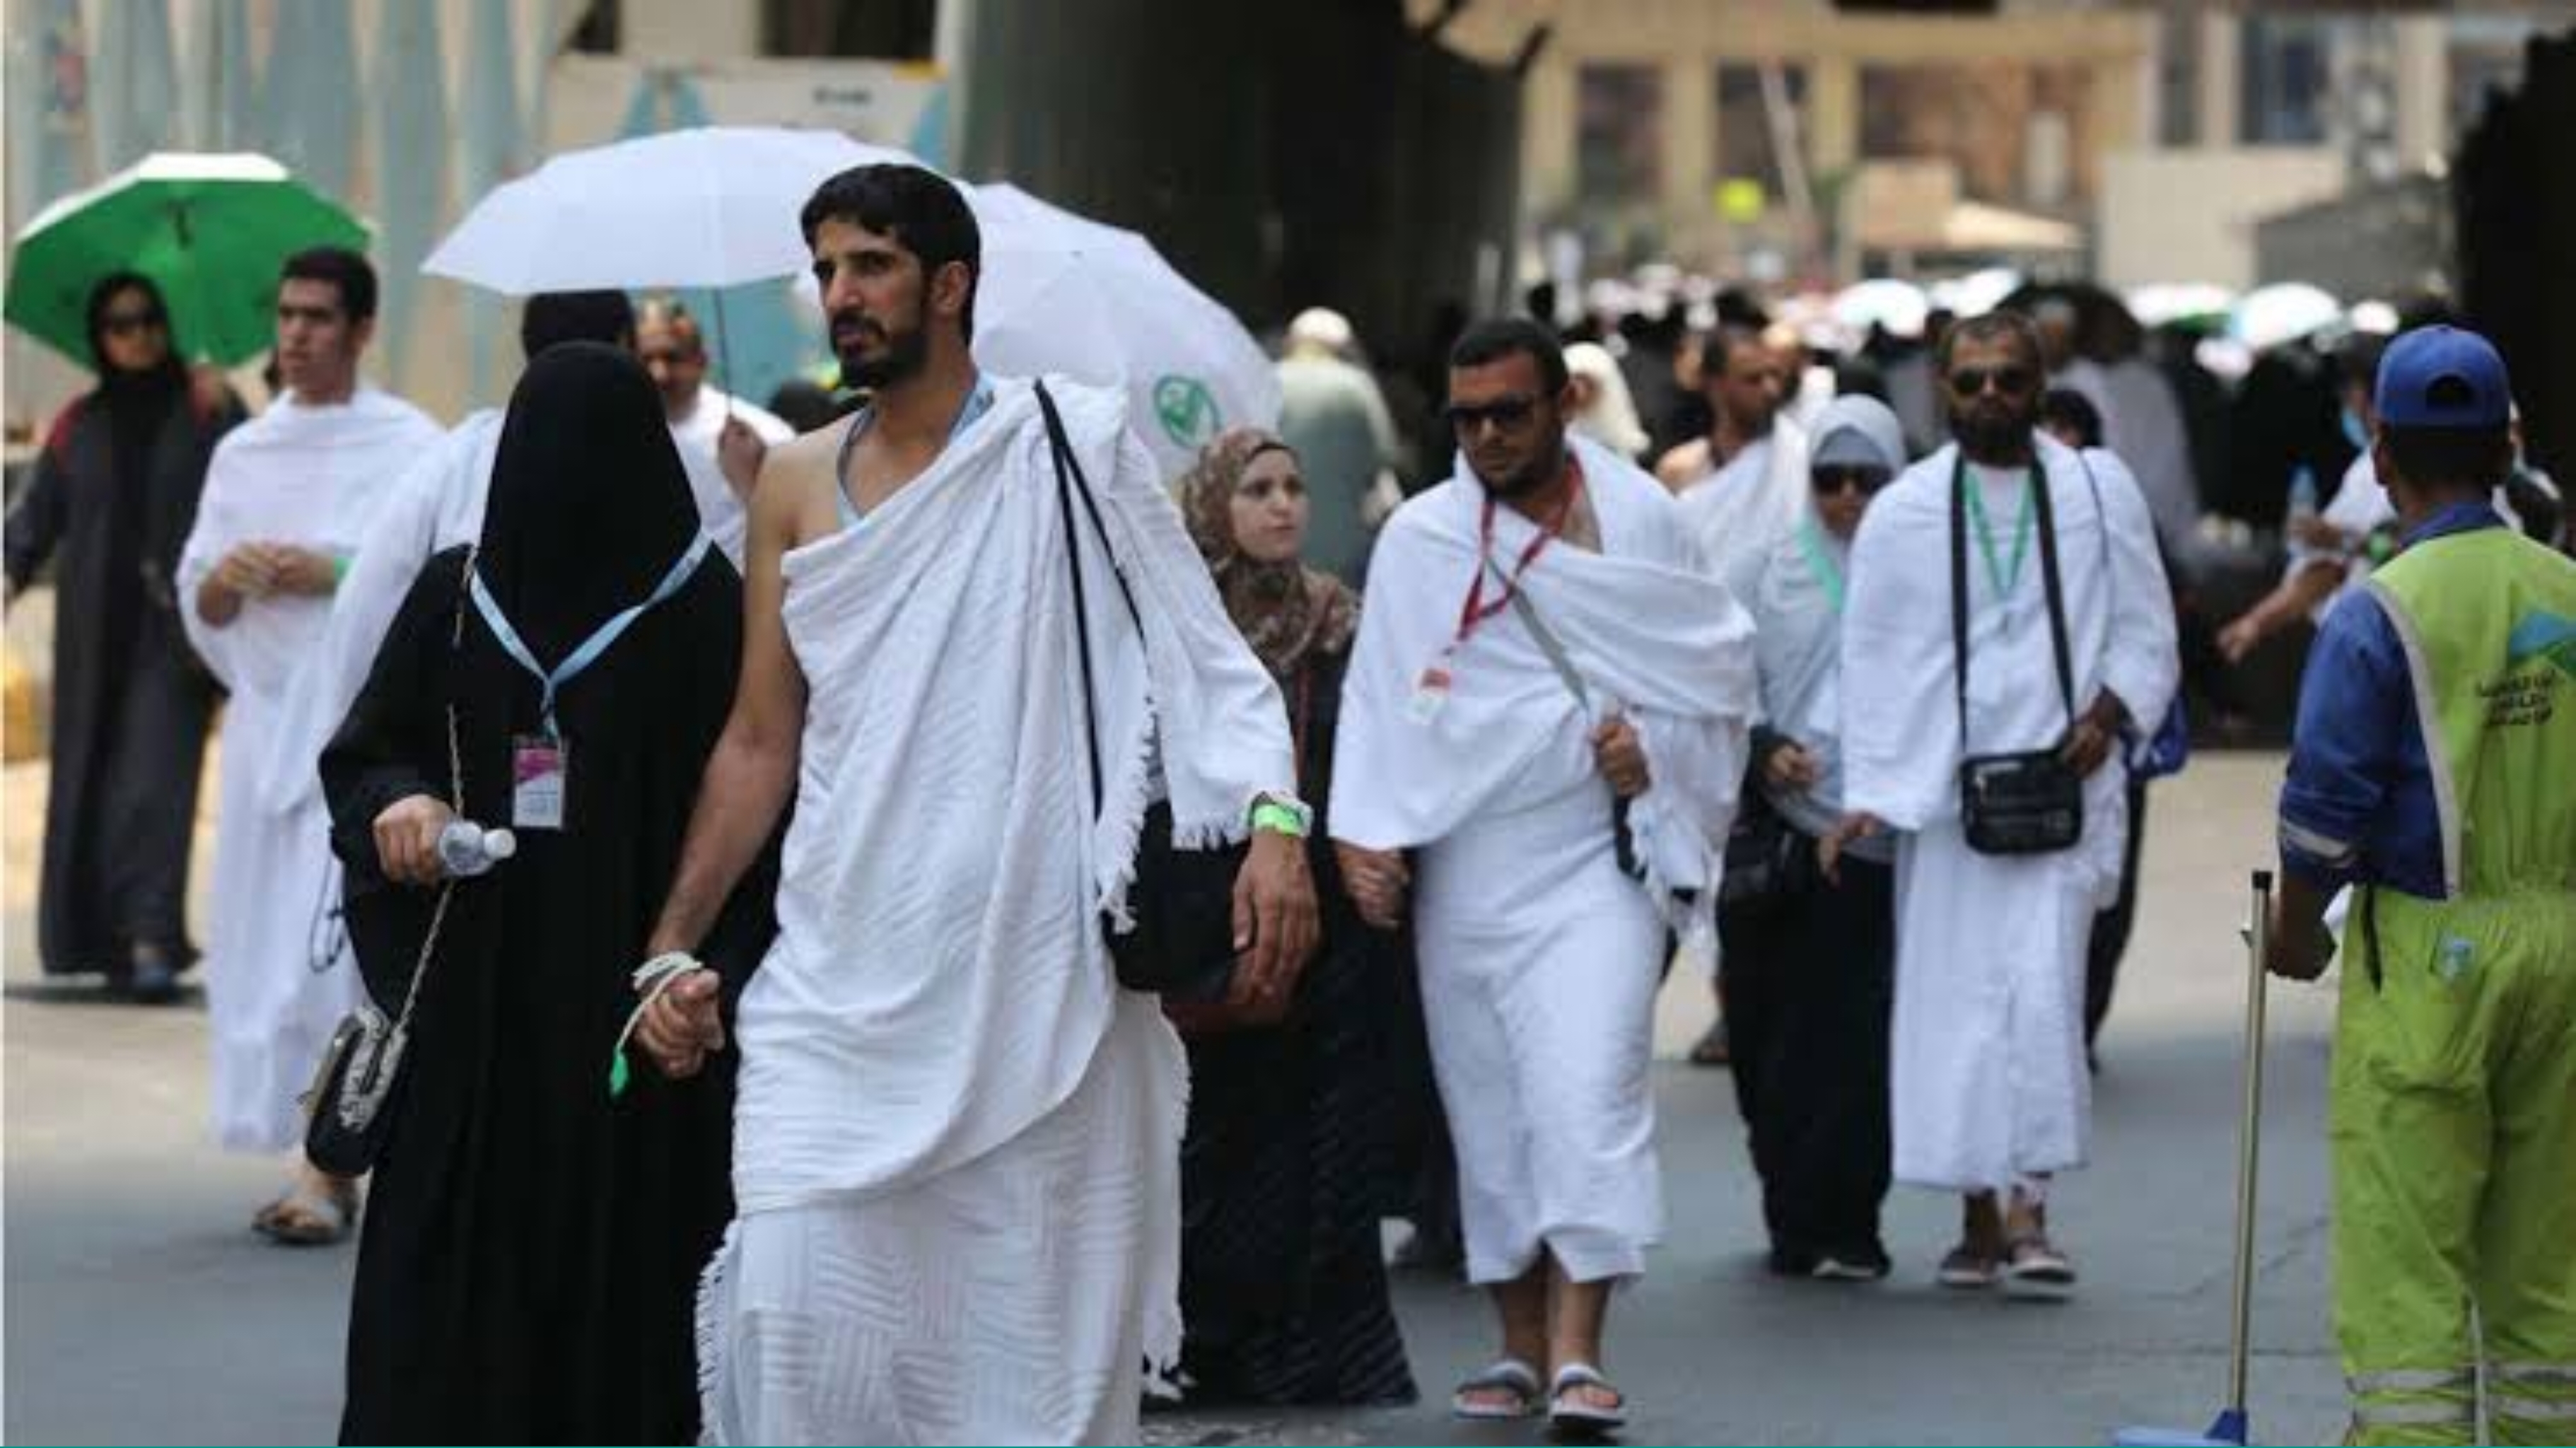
[1549,1362,1629,1437]
[1450,1357,1543,1420]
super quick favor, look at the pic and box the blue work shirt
[2276,501,2508,897]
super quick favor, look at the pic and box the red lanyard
[1456,457,1585,648]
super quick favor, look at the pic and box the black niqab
[474,341,704,662]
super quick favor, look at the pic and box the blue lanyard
[835,373,997,529]
[469,532,711,739]
[1795,518,1846,614]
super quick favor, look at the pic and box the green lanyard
[1795,517,1845,614]
[1959,459,2040,599]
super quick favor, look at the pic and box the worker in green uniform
[2269,325,2576,1447]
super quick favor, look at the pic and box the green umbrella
[4,150,368,369]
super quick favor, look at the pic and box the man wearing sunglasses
[1824,310,2179,1295]
[1332,317,1754,1434]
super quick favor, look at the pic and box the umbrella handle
[711,286,735,421]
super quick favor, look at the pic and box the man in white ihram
[1334,317,1754,1435]
[630,163,1319,1446]
[1824,310,2178,1292]
[177,247,443,1243]
[636,296,795,565]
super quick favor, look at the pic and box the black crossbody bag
[1952,462,2084,856]
[1039,382,1245,1001]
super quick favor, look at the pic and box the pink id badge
[1407,664,1454,725]
[512,735,569,831]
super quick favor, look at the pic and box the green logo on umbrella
[1154,375,1223,450]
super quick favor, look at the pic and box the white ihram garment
[1334,435,1754,1283]
[176,387,443,1152]
[1841,438,2178,1192]
[696,377,1295,1446]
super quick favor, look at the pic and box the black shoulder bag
[1038,382,1245,1002]
[1952,461,2085,856]
[301,549,477,1176]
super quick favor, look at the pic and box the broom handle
[2227,870,2273,1418]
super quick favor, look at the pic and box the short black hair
[280,246,378,322]
[1700,324,1768,380]
[799,163,980,339]
[1448,316,1569,396]
[2381,422,2512,496]
[2038,387,2105,450]
[1935,310,2043,378]
[520,290,636,360]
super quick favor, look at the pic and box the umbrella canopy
[424,126,926,294]
[2230,283,2342,353]
[4,151,367,368]
[1831,278,1930,340]
[967,182,1278,481]
[2126,282,2238,331]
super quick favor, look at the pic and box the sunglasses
[100,310,165,336]
[1445,395,1542,433]
[1811,465,1890,496]
[1947,366,2036,398]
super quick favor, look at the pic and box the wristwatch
[1249,794,1313,839]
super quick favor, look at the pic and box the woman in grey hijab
[1716,394,1909,1281]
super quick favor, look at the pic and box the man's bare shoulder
[1655,438,1711,489]
[753,416,853,547]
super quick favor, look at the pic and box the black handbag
[1950,457,2084,856]
[1037,383,1245,1002]
[1718,752,1816,911]
[301,553,476,1176]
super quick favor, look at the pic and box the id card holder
[512,734,569,831]
[1408,664,1454,726]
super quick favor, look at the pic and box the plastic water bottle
[2287,465,2319,530]
[436,820,517,878]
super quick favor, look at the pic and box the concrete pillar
[1522,50,1577,219]
[2197,6,2239,148]
[2391,16,2448,172]
[1662,52,1713,245]
[1810,54,1858,175]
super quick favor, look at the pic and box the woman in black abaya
[322,343,772,1444]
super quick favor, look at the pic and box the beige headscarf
[1173,427,1360,681]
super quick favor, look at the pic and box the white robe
[255,409,502,820]
[1841,437,2178,1193]
[2063,356,2199,562]
[1677,419,1810,607]
[668,385,793,569]
[176,387,444,1153]
[697,377,1295,1447]
[1749,513,1887,861]
[1333,435,1754,1284]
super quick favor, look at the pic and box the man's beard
[1951,404,2038,464]
[1480,436,1566,498]
[834,308,929,391]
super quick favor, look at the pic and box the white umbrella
[2230,282,2342,353]
[2126,282,2237,329]
[424,126,925,295]
[1928,266,2022,320]
[1830,278,1930,340]
[967,182,1278,481]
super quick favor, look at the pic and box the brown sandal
[252,1179,359,1246]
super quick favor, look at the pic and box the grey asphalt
[4,741,2351,1446]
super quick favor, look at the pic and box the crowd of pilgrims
[13,194,2561,1445]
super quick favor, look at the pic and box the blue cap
[2375,325,2511,429]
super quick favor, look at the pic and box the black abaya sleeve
[4,419,71,592]
[321,546,470,1008]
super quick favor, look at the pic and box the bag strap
[1951,454,2078,750]
[2029,455,2078,728]
[1484,540,1592,716]
[386,547,476,1032]
[1038,382,1112,821]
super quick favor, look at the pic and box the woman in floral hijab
[1162,428,1417,1408]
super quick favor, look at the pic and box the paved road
[4,743,2351,1445]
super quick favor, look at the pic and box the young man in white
[634,164,1317,1446]
[1334,317,1753,1433]
[179,246,443,1243]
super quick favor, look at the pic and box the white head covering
[1805,394,1907,478]
[1286,307,1356,358]
[1566,341,1651,459]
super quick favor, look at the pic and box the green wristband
[1250,800,1308,839]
